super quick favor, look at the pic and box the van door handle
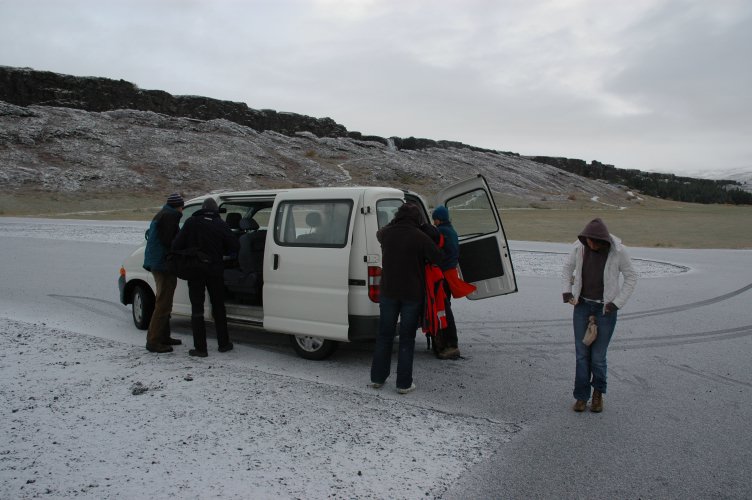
[273,254,279,270]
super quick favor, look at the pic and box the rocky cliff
[0,66,638,208]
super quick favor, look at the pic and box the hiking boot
[591,390,604,413]
[163,337,182,346]
[438,347,460,359]
[218,343,234,353]
[189,349,208,358]
[397,383,416,395]
[369,382,384,389]
[146,343,173,353]
[572,400,587,412]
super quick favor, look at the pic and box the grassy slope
[499,198,752,249]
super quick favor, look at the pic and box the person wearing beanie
[171,197,239,357]
[143,192,185,353]
[561,218,637,413]
[429,205,467,360]
[370,202,443,394]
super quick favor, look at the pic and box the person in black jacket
[171,198,239,357]
[143,192,184,353]
[370,202,442,394]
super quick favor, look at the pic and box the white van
[119,175,517,359]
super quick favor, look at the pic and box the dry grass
[499,198,752,249]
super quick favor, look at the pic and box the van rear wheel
[289,335,339,360]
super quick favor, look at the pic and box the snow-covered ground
[1,218,751,499]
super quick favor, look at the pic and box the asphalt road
[1,220,751,499]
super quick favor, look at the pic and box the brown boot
[591,390,603,413]
[572,400,587,412]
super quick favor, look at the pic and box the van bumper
[348,315,379,341]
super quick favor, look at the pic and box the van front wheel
[132,284,155,330]
[290,335,339,360]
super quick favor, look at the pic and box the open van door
[263,190,357,357]
[435,174,517,299]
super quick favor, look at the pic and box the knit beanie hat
[166,193,184,208]
[432,205,449,222]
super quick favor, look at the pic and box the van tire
[132,284,155,330]
[289,335,339,360]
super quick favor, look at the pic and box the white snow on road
[0,318,515,499]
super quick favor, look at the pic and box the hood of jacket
[578,218,611,247]
[392,202,423,227]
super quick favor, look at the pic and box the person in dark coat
[171,198,239,357]
[370,202,442,394]
[143,192,184,353]
[431,205,462,359]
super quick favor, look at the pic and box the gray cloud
[1,0,749,175]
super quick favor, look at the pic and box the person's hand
[563,293,575,304]
[604,302,618,314]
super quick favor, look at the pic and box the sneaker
[572,400,587,412]
[438,347,460,359]
[163,337,182,346]
[218,343,234,353]
[146,343,173,353]
[590,390,603,413]
[397,383,416,395]
[369,382,384,389]
[188,349,208,358]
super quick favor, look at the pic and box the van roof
[186,186,410,204]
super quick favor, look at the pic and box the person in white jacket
[561,218,637,413]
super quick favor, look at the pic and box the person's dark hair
[201,198,219,212]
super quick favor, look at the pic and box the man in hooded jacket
[143,192,184,353]
[171,198,239,357]
[370,202,442,394]
[562,218,637,413]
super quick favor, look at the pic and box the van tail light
[119,266,126,278]
[367,265,382,303]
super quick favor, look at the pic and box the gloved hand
[604,302,618,314]
[563,293,575,304]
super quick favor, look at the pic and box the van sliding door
[263,193,355,341]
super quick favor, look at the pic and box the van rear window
[274,200,353,247]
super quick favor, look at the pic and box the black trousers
[442,281,458,348]
[187,272,230,352]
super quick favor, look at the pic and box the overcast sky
[1,0,751,176]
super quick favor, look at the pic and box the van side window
[376,199,403,228]
[445,188,499,238]
[274,200,353,247]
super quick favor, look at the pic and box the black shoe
[146,343,173,353]
[218,343,234,353]
[189,349,208,358]
[163,337,182,346]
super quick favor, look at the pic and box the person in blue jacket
[431,205,461,359]
[143,192,184,353]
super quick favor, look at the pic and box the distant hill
[1,65,749,205]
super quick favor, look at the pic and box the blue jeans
[573,299,618,401]
[370,297,421,390]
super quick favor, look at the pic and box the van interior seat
[296,211,322,243]
[226,212,242,233]
[225,217,264,304]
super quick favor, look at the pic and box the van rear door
[435,174,518,299]
[263,191,356,341]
